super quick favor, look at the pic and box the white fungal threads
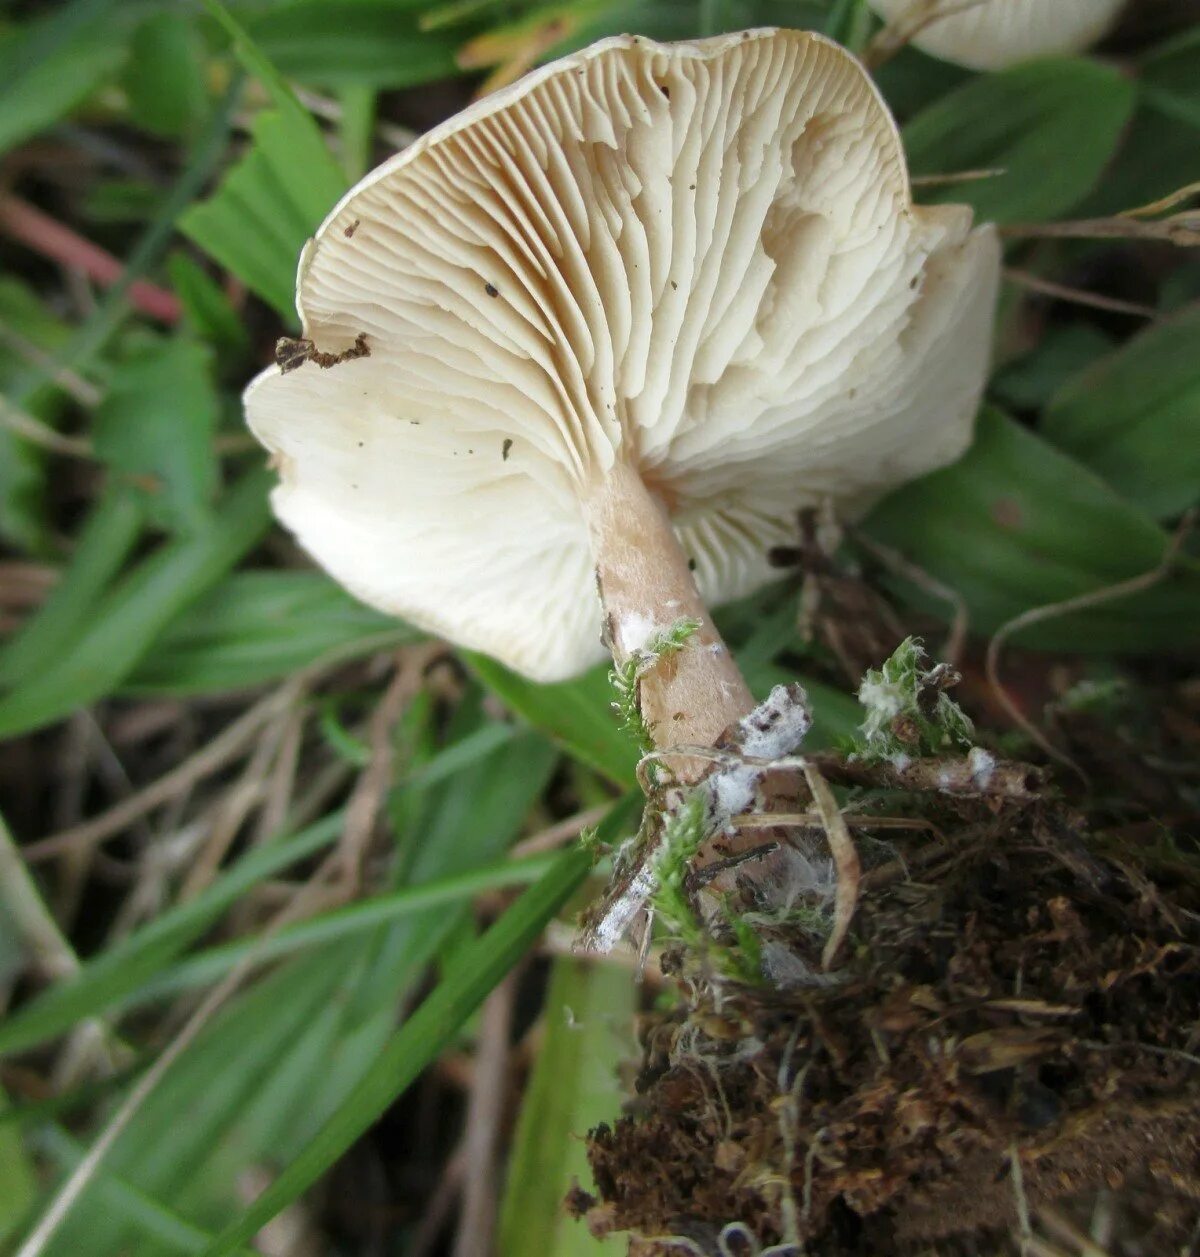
[616,612,666,656]
[967,746,997,790]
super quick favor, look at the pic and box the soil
[571,686,1200,1254]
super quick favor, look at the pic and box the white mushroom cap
[867,0,1125,70]
[245,28,999,683]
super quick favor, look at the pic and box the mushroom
[867,0,1125,70]
[245,28,999,755]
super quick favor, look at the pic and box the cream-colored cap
[245,29,999,681]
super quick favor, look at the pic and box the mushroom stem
[587,461,755,757]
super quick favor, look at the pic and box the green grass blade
[0,487,143,689]
[198,799,637,1257]
[197,0,346,200]
[6,76,242,406]
[121,571,417,697]
[0,813,341,1058]
[131,850,568,1002]
[498,957,634,1256]
[464,653,638,787]
[0,471,272,739]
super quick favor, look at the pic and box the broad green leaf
[94,336,220,532]
[902,59,1136,223]
[0,487,143,690]
[465,653,638,788]
[183,1,346,316]
[499,957,634,1256]
[863,408,1200,653]
[124,11,208,138]
[990,323,1115,414]
[1078,98,1200,217]
[0,471,272,739]
[0,2,126,158]
[180,107,345,318]
[1043,305,1200,519]
[250,1,458,88]
[123,571,414,696]
[0,814,341,1059]
[198,799,637,1257]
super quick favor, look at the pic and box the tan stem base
[586,462,754,760]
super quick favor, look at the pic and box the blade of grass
[197,0,345,201]
[0,487,143,689]
[197,797,638,1257]
[464,653,637,788]
[31,1128,239,1257]
[498,957,634,1256]
[131,846,611,1003]
[0,812,341,1058]
[0,470,272,739]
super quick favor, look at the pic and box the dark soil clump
[574,784,1200,1253]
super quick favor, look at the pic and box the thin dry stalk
[1004,268,1159,319]
[451,974,516,1257]
[23,682,302,862]
[801,764,861,971]
[1037,1204,1115,1257]
[339,647,434,888]
[849,528,969,664]
[508,803,611,858]
[409,1144,468,1257]
[177,707,290,901]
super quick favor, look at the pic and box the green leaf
[0,2,126,159]
[1043,305,1200,520]
[94,337,220,532]
[863,407,1200,653]
[0,486,144,690]
[123,571,416,697]
[499,957,633,1256]
[249,1,459,89]
[0,813,341,1059]
[464,653,638,788]
[198,802,633,1257]
[124,11,208,139]
[902,59,1136,223]
[990,323,1115,414]
[0,471,271,739]
[180,107,345,319]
